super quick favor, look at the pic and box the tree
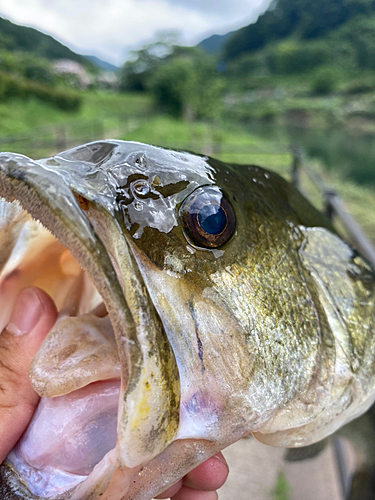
[150,50,223,120]
[151,58,197,118]
[266,39,330,74]
[120,34,223,120]
[119,32,179,92]
[311,66,342,95]
[331,15,375,70]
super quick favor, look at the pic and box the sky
[0,0,271,66]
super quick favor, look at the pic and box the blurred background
[0,0,375,498]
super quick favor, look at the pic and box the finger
[172,486,218,500]
[0,287,58,462]
[154,479,183,499]
[182,453,229,491]
[155,453,229,499]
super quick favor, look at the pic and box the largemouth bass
[0,140,373,500]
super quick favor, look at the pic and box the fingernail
[213,453,229,472]
[6,288,44,336]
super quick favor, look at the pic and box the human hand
[154,452,229,500]
[0,287,229,499]
[0,287,58,463]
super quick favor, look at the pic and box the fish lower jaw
[7,380,121,498]
[0,206,123,497]
[6,457,87,498]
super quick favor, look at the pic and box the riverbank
[224,87,375,134]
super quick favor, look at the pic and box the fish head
[0,140,374,499]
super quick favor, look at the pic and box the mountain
[198,32,233,55]
[222,0,375,61]
[84,55,119,73]
[0,16,95,69]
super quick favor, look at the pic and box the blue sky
[0,0,270,66]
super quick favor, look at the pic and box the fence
[291,145,375,270]
[0,115,145,159]
[0,116,294,159]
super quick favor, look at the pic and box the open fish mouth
[0,140,374,500]
[2,225,124,496]
[0,210,121,495]
[0,142,184,499]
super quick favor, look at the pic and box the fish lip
[0,155,131,494]
[0,150,135,342]
[0,150,181,477]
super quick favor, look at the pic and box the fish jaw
[0,151,181,497]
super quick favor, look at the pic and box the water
[246,122,375,186]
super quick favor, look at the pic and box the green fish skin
[0,140,373,500]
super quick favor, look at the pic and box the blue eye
[179,186,236,248]
[197,204,227,235]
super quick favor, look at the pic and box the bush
[25,82,81,111]
[0,72,81,111]
[0,51,55,84]
[24,61,54,85]
[259,101,278,121]
[331,16,375,71]
[345,77,375,94]
[226,51,268,78]
[267,39,331,74]
[310,66,341,95]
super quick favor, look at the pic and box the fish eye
[179,186,236,248]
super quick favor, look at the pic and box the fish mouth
[0,152,180,498]
[0,222,121,497]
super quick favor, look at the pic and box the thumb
[0,287,57,463]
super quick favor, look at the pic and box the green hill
[221,0,375,63]
[198,32,233,55]
[0,16,94,69]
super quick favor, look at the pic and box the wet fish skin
[0,140,373,500]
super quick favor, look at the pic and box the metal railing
[0,115,295,160]
[291,145,375,271]
[0,115,147,159]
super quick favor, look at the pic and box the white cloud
[0,0,270,66]
[162,0,257,16]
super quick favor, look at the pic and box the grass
[0,90,153,137]
[123,116,289,154]
[271,472,291,500]
[77,91,153,133]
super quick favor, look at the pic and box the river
[246,122,375,187]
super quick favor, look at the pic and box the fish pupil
[198,205,226,235]
[179,185,236,249]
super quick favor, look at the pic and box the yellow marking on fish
[130,372,153,429]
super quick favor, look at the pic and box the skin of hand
[0,287,229,500]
